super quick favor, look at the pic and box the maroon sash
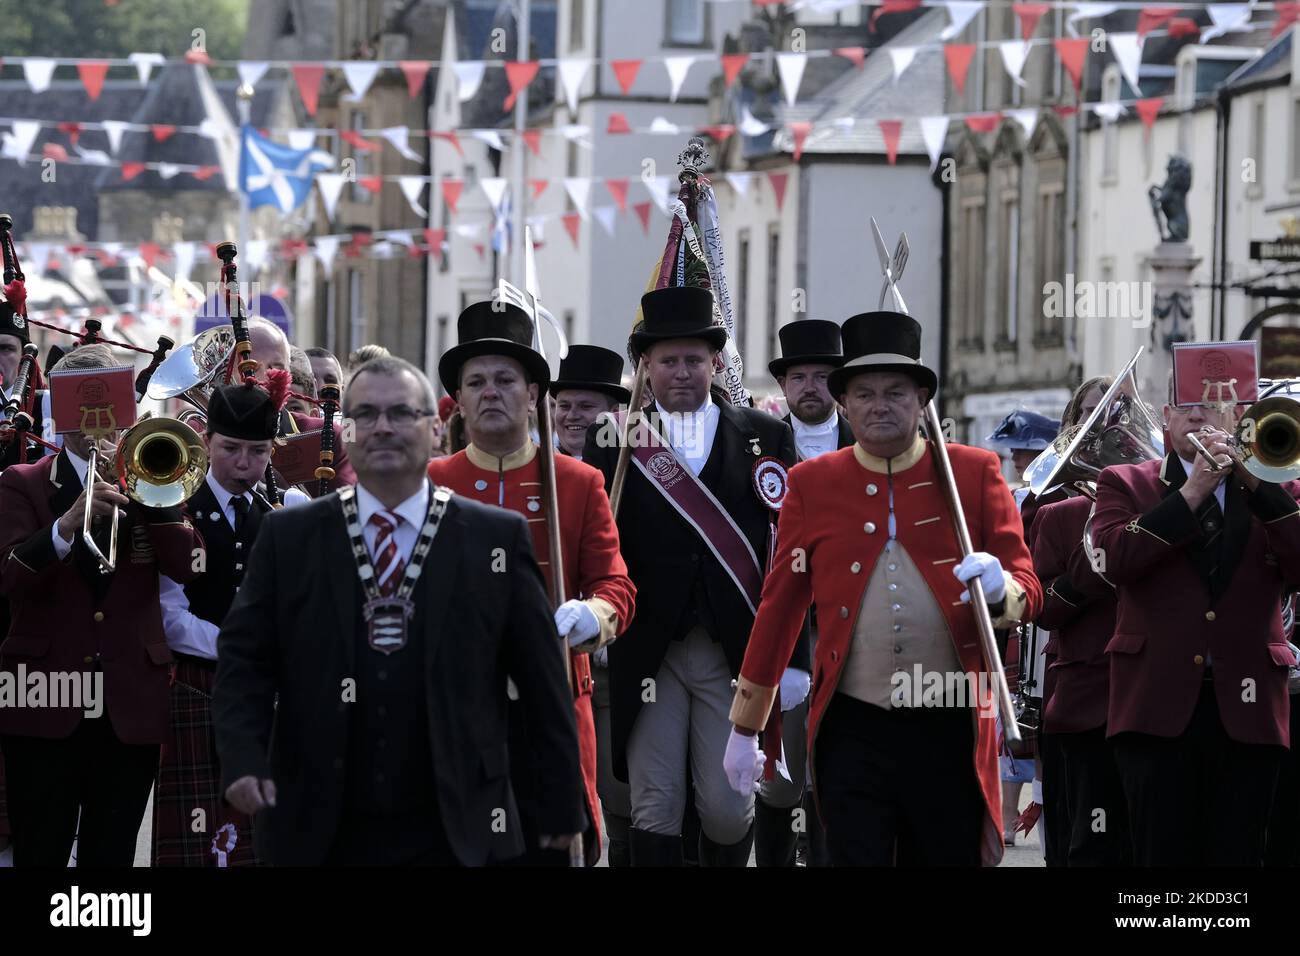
[627,415,763,615]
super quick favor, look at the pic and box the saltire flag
[239,125,334,213]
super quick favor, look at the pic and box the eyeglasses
[348,405,435,428]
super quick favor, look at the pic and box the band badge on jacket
[752,456,789,512]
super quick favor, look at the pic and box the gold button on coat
[1205,611,1216,622]
[93,611,104,622]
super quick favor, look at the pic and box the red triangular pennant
[834,47,866,70]
[1012,3,1050,40]
[945,44,976,96]
[607,112,632,134]
[699,124,734,143]
[522,129,542,156]
[151,124,177,142]
[871,0,922,28]
[1275,3,1300,37]
[504,60,540,111]
[139,242,161,269]
[192,165,220,181]
[562,212,581,248]
[878,120,903,166]
[633,201,652,234]
[185,49,213,66]
[1136,97,1163,133]
[293,64,325,117]
[473,243,487,261]
[121,162,146,182]
[357,176,383,194]
[1137,7,1179,39]
[789,121,812,162]
[722,53,749,88]
[441,178,464,213]
[965,113,1001,135]
[430,130,464,156]
[605,178,629,212]
[1168,18,1200,39]
[341,129,380,152]
[1053,38,1089,92]
[57,121,82,145]
[78,61,109,102]
[768,171,789,212]
[1053,104,1079,119]
[399,61,431,99]
[530,178,550,200]
[611,59,642,95]
[424,228,446,262]
[42,143,68,162]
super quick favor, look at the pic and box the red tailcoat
[0,452,202,744]
[428,443,635,862]
[1031,494,1117,734]
[1091,456,1300,746]
[730,438,1042,866]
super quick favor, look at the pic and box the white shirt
[355,480,429,565]
[1179,456,1226,513]
[159,472,310,660]
[791,410,839,461]
[654,396,720,477]
[50,449,90,559]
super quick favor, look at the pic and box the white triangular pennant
[480,177,509,212]
[381,126,422,162]
[1109,33,1144,96]
[173,242,196,282]
[1067,3,1118,34]
[559,124,591,143]
[1007,108,1037,139]
[1203,3,1252,43]
[102,120,128,155]
[158,163,181,180]
[454,222,484,239]
[196,118,224,141]
[725,172,754,196]
[316,173,346,221]
[238,60,269,90]
[22,58,57,94]
[453,61,486,102]
[101,242,123,259]
[379,230,414,248]
[2,121,41,165]
[73,144,111,166]
[1092,102,1126,122]
[470,129,506,152]
[664,56,695,103]
[557,58,591,115]
[649,117,680,134]
[939,1,986,40]
[739,107,770,137]
[342,62,381,100]
[999,40,1030,88]
[776,53,807,107]
[564,177,591,220]
[26,243,52,277]
[287,129,317,151]
[314,235,341,277]
[594,205,617,237]
[889,47,917,84]
[920,116,949,170]
[128,52,165,86]
[398,177,428,218]
[645,175,672,215]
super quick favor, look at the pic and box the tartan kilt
[152,660,256,866]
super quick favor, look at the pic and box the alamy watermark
[1042,274,1153,329]
[0,666,103,718]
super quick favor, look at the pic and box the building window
[349,111,370,203]
[666,0,706,47]
[736,229,750,358]
[1035,181,1065,342]
[995,164,1019,346]
[959,196,986,348]
[1248,99,1265,199]
[765,226,780,368]
[1102,68,1120,185]
[348,269,365,351]
[569,0,585,51]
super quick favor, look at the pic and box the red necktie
[368,511,406,596]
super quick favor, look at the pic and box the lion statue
[1148,154,1191,243]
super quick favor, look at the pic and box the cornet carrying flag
[239,126,334,214]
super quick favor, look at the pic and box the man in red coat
[1090,373,1300,865]
[724,311,1042,866]
[0,343,203,866]
[428,302,635,866]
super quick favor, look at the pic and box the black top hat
[206,383,280,442]
[828,311,938,402]
[629,286,726,357]
[438,301,551,395]
[768,319,845,378]
[0,300,30,345]
[548,344,631,404]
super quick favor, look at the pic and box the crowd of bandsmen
[0,290,1297,868]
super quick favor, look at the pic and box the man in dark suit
[213,356,584,865]
[0,343,203,866]
[584,286,801,866]
[1091,382,1300,865]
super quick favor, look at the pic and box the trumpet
[1186,387,1300,484]
[81,417,210,574]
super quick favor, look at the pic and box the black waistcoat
[183,481,269,628]
[670,429,728,641]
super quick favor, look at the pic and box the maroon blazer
[1091,455,1300,747]
[1031,493,1117,734]
[0,452,202,745]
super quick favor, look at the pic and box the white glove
[954,551,1006,604]
[778,667,811,712]
[722,728,766,796]
[554,599,601,649]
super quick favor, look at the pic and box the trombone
[81,417,210,574]
[1186,380,1300,484]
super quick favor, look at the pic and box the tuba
[1023,347,1165,500]
[146,325,236,429]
